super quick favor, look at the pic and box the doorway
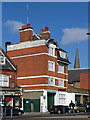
[31,102,34,112]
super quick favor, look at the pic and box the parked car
[2,106,24,116]
[49,105,69,114]
[74,104,86,112]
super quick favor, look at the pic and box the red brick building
[0,47,23,109]
[80,72,90,90]
[7,24,70,112]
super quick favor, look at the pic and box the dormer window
[0,56,5,65]
[60,51,66,59]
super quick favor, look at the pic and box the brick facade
[7,45,68,91]
[80,73,90,90]
[6,25,71,112]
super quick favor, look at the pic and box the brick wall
[80,73,90,90]
[7,44,68,91]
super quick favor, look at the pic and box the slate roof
[68,68,90,84]
[0,47,17,71]
[33,33,43,40]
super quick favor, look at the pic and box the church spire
[74,47,80,68]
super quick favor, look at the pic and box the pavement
[1,112,90,120]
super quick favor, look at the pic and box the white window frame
[48,60,55,72]
[58,79,64,87]
[58,63,64,73]
[0,56,5,65]
[48,43,55,57]
[48,47,55,57]
[0,74,9,87]
[60,51,66,59]
[48,77,55,86]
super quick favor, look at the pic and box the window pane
[48,61,55,71]
[0,74,9,87]
[58,79,64,87]
[58,63,64,73]
[59,51,66,59]
[48,77,55,86]
[48,47,54,56]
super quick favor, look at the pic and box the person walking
[69,100,75,115]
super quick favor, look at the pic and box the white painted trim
[40,31,50,34]
[0,50,16,71]
[75,93,89,96]
[20,84,66,89]
[11,52,57,59]
[6,57,16,71]
[24,89,44,92]
[20,28,33,32]
[17,75,68,81]
[7,40,46,51]
[57,60,70,65]
[21,84,46,87]
[58,72,68,75]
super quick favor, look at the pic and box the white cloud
[5,20,24,33]
[61,28,88,45]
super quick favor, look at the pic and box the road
[1,112,90,120]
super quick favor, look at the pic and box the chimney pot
[22,25,26,29]
[40,26,50,40]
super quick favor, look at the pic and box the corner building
[7,24,70,112]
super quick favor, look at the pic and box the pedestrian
[69,100,75,115]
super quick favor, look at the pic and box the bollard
[4,107,6,120]
[1,107,3,120]
[63,107,65,116]
[11,108,13,120]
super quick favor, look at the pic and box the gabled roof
[68,68,90,84]
[0,46,17,71]
[33,33,43,40]
[46,39,71,65]
[46,39,60,48]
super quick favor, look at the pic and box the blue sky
[2,2,88,69]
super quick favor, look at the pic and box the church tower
[74,47,80,68]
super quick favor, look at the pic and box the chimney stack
[40,26,50,40]
[19,24,33,43]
